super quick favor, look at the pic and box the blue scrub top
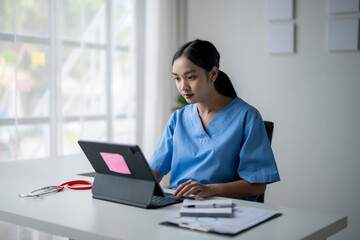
[149,97,280,201]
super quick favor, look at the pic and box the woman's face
[172,56,217,104]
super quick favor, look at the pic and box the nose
[178,79,189,92]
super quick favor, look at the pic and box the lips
[183,94,194,99]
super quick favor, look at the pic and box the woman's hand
[173,179,266,199]
[173,180,213,199]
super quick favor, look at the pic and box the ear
[210,66,218,83]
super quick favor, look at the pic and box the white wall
[185,0,360,239]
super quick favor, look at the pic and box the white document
[167,206,280,235]
[267,0,294,21]
[328,18,359,51]
[329,0,359,14]
[268,22,295,54]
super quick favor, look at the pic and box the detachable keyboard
[149,192,186,208]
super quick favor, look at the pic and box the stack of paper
[180,199,233,217]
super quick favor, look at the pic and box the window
[0,0,136,161]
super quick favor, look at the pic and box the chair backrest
[264,121,274,144]
[257,121,274,203]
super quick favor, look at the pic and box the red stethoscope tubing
[55,180,93,192]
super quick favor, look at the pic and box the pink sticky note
[17,79,31,92]
[100,152,131,175]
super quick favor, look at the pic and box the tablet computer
[78,140,183,208]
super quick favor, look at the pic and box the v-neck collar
[191,98,238,139]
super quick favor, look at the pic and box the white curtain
[142,0,179,159]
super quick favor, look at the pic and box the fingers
[194,191,206,200]
[173,180,210,199]
[173,179,192,196]
[174,180,199,198]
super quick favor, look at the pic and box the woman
[149,39,280,201]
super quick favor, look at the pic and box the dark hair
[172,39,237,99]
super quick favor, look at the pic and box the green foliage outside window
[173,94,189,111]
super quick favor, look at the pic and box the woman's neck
[196,92,233,130]
[196,92,233,116]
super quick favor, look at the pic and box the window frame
[0,0,138,161]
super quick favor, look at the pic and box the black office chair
[256,121,274,203]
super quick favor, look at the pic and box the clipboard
[160,206,282,236]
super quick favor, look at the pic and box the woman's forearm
[209,180,266,199]
[151,168,163,183]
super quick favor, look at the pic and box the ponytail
[215,70,237,99]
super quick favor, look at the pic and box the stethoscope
[19,180,93,198]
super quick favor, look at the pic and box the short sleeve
[237,109,280,184]
[148,112,176,176]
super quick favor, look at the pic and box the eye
[173,77,180,81]
[188,75,196,80]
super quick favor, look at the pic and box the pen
[178,223,211,232]
[184,203,233,208]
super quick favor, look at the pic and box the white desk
[0,156,347,240]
